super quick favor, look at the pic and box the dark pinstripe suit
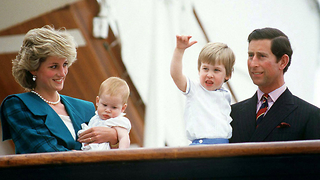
[1,92,95,154]
[230,89,320,143]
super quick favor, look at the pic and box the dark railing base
[1,141,320,179]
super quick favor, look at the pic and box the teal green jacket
[1,92,95,154]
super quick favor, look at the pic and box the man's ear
[279,54,289,70]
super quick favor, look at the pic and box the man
[230,27,320,143]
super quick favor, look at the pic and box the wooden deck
[1,140,320,179]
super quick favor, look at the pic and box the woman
[0,25,117,154]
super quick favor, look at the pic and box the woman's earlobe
[30,71,37,76]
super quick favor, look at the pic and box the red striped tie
[256,93,269,128]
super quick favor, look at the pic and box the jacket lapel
[60,95,84,137]
[18,93,78,149]
[60,95,87,149]
[250,89,297,141]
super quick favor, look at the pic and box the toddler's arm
[170,35,197,92]
[113,126,130,149]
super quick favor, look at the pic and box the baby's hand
[176,35,197,50]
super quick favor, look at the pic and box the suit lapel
[250,89,297,141]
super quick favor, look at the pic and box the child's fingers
[190,40,197,46]
[176,35,192,41]
[176,35,196,48]
[187,35,193,40]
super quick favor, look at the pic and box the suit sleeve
[1,96,70,153]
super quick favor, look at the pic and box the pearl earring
[32,75,36,81]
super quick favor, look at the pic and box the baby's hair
[98,77,130,104]
[197,42,235,78]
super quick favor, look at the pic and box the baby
[78,77,131,150]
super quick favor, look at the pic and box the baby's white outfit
[78,112,131,151]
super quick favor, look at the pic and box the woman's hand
[78,126,118,145]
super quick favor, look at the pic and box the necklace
[31,90,60,105]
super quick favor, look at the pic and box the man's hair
[248,27,293,73]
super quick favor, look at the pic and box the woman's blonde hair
[12,25,77,90]
[98,77,130,104]
[198,42,235,78]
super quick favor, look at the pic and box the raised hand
[170,35,197,92]
[176,35,197,50]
